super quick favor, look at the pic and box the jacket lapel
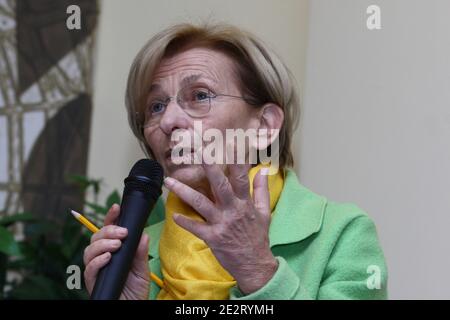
[269,169,326,247]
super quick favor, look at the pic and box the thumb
[136,233,149,261]
[253,167,270,216]
[133,233,150,276]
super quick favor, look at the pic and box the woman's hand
[83,204,150,300]
[164,164,278,295]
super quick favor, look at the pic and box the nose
[159,99,191,135]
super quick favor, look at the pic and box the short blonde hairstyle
[125,22,300,167]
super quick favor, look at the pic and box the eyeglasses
[138,85,253,128]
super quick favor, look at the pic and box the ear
[252,103,284,150]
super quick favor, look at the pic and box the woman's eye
[193,90,210,101]
[150,102,165,114]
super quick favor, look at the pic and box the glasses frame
[137,87,256,129]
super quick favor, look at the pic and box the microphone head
[128,159,164,185]
[124,159,164,198]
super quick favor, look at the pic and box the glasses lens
[180,86,211,117]
[143,98,166,127]
[142,87,213,128]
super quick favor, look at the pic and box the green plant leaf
[61,216,90,259]
[68,174,90,189]
[69,174,102,194]
[106,190,121,209]
[8,275,62,299]
[0,212,35,227]
[7,258,36,270]
[23,220,56,240]
[0,225,21,256]
[2,172,122,299]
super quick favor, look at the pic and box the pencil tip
[70,209,80,218]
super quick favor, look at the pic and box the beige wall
[300,0,450,299]
[88,0,308,200]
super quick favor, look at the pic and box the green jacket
[144,169,388,300]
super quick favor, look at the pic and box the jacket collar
[269,169,326,247]
[147,169,326,258]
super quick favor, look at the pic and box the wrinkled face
[143,47,260,189]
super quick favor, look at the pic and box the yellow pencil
[71,209,99,233]
[70,209,165,290]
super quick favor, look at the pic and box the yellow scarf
[157,165,284,300]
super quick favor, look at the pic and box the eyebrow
[148,74,216,93]
[180,74,202,88]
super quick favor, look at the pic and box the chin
[165,164,206,188]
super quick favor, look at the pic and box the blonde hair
[125,22,300,167]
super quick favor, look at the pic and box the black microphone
[90,159,164,300]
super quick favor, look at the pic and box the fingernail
[164,177,175,187]
[116,227,127,236]
[261,168,270,176]
[112,240,121,247]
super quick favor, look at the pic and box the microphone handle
[91,190,153,300]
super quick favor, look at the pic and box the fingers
[84,252,111,294]
[135,233,149,262]
[84,224,128,279]
[91,225,128,243]
[104,204,120,226]
[83,239,122,266]
[173,213,210,242]
[84,233,150,296]
[83,205,123,296]
[228,164,251,200]
[164,177,219,223]
[253,167,270,216]
[202,163,235,206]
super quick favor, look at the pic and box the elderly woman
[83,23,388,300]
